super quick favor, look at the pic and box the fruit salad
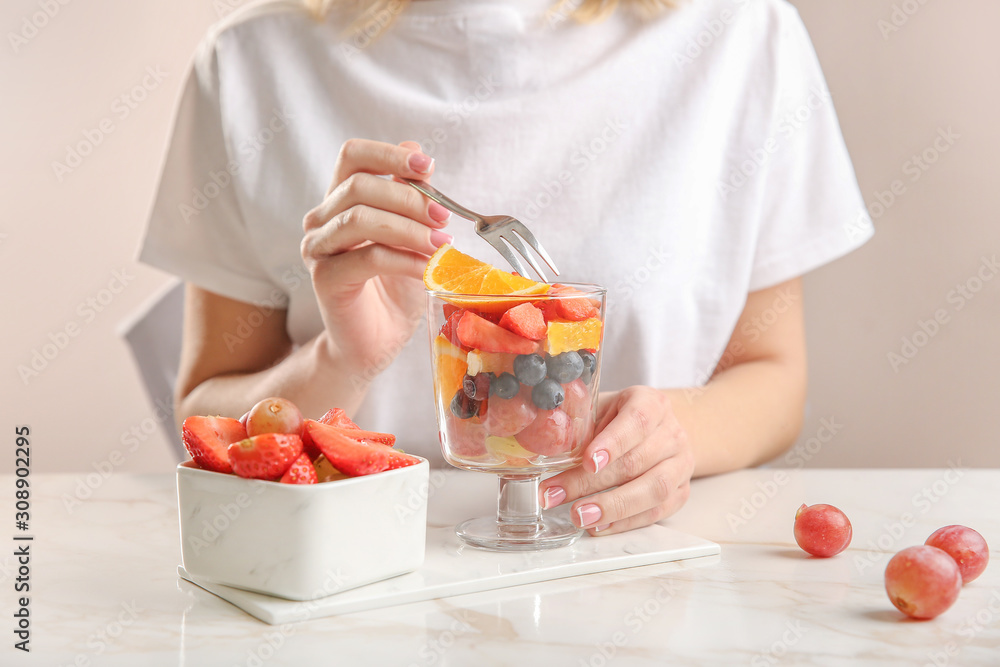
[181,398,420,484]
[425,245,605,473]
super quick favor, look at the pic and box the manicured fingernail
[430,229,453,248]
[576,503,602,528]
[594,524,611,533]
[542,486,566,510]
[428,202,451,223]
[592,450,609,474]
[408,152,433,174]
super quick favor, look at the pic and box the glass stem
[496,475,542,537]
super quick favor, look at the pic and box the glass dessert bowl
[425,249,606,551]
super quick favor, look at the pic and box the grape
[531,378,565,411]
[578,350,597,384]
[490,372,520,399]
[450,389,479,420]
[513,354,547,386]
[562,379,591,421]
[925,525,990,584]
[885,545,962,619]
[546,351,583,383]
[516,408,571,456]
[443,413,487,458]
[463,373,492,400]
[793,503,852,557]
[245,397,305,437]
[483,390,537,437]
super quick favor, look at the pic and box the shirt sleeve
[746,5,874,292]
[138,33,289,308]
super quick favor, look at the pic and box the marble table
[8,468,999,666]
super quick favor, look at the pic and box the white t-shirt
[140,0,873,463]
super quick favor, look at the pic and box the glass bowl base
[455,516,582,552]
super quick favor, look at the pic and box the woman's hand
[538,386,695,535]
[301,139,453,390]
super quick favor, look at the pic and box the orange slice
[433,334,468,404]
[546,318,603,355]
[424,244,550,312]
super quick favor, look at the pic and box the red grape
[517,408,572,456]
[925,525,989,584]
[482,389,537,438]
[245,397,305,437]
[793,503,852,557]
[885,545,962,619]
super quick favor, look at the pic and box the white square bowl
[176,458,429,601]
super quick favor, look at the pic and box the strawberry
[181,416,247,474]
[227,433,303,480]
[457,311,537,354]
[280,453,318,484]
[439,308,467,348]
[498,302,546,340]
[304,419,395,447]
[537,284,599,322]
[385,449,421,470]
[317,408,360,430]
[304,421,390,476]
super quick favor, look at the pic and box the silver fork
[404,179,560,282]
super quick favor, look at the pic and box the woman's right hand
[301,139,453,393]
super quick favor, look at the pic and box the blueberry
[546,351,583,384]
[531,378,565,410]
[463,373,492,400]
[490,372,520,399]
[578,350,597,385]
[450,389,479,419]
[513,353,547,386]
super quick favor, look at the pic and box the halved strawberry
[317,408,360,430]
[304,421,390,476]
[498,302,546,341]
[457,311,537,354]
[181,416,247,474]
[227,433,303,480]
[280,453,318,484]
[385,449,421,470]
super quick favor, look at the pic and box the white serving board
[178,472,720,624]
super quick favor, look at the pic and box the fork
[404,179,560,282]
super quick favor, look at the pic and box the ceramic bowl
[176,458,429,601]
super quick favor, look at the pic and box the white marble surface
[178,474,718,623]
[7,468,1000,665]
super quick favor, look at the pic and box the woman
[141,0,872,535]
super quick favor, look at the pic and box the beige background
[1,0,996,475]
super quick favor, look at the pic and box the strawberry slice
[280,453,318,484]
[227,433,303,480]
[317,408,361,430]
[181,416,247,474]
[457,311,537,354]
[439,308,468,348]
[498,302,546,341]
[304,421,390,476]
[385,449,422,470]
[304,419,395,447]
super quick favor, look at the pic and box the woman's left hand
[538,386,694,535]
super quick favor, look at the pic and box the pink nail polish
[592,450,609,474]
[576,503,602,528]
[542,486,566,510]
[408,152,433,174]
[594,524,611,532]
[430,229,453,248]
[428,202,451,223]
